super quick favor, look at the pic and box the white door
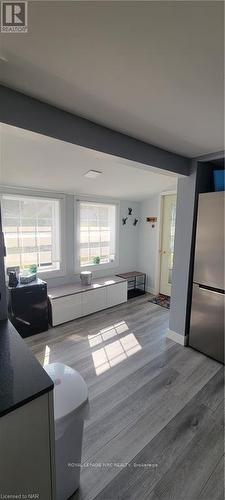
[159,194,177,296]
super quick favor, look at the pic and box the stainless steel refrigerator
[189,191,224,363]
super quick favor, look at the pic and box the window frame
[0,189,66,279]
[75,197,120,272]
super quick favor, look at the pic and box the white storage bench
[48,276,127,326]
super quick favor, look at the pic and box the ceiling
[0,124,176,201]
[0,1,223,158]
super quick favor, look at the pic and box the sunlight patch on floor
[91,330,141,375]
[88,321,129,348]
[43,345,50,366]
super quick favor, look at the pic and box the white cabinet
[82,287,107,316]
[49,278,127,326]
[0,393,55,499]
[106,281,127,308]
[51,293,82,326]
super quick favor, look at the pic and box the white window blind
[79,201,116,267]
[1,194,61,272]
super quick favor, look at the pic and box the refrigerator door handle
[198,284,224,296]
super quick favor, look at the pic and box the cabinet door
[51,293,82,326]
[82,287,107,316]
[107,282,127,307]
[0,394,54,499]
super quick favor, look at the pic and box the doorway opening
[159,193,177,298]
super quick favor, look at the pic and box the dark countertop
[0,319,53,417]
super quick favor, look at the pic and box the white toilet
[45,362,89,500]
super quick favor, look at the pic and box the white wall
[137,195,161,294]
[117,200,139,272]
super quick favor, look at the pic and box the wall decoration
[146,217,157,223]
[146,216,158,228]
[122,207,139,227]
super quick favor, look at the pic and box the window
[78,201,117,268]
[1,194,61,273]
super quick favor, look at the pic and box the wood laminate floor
[26,295,224,500]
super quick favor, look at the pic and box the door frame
[154,190,177,296]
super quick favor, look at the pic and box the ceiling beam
[195,150,225,162]
[0,85,190,176]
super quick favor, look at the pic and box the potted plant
[28,264,37,279]
[93,256,100,265]
[29,264,38,275]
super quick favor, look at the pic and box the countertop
[48,275,127,300]
[0,320,53,417]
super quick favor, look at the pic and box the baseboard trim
[166,329,188,346]
[147,287,157,295]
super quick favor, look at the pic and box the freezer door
[189,283,224,363]
[194,192,224,289]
